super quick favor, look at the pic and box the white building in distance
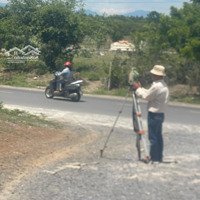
[110,40,135,52]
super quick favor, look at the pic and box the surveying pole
[100,67,149,161]
[129,67,149,161]
[132,90,149,161]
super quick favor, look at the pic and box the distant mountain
[84,9,150,17]
[124,10,150,17]
[84,9,98,16]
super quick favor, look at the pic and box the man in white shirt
[60,61,73,80]
[132,65,169,163]
[57,61,73,91]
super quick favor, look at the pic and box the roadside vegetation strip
[0,102,62,129]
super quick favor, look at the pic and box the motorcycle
[45,72,83,102]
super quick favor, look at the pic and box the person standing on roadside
[132,65,169,163]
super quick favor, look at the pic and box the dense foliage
[0,0,199,93]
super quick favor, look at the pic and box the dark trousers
[148,112,164,162]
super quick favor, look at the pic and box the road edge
[1,84,200,109]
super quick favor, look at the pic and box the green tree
[33,0,84,70]
[109,52,130,89]
[80,14,110,50]
[6,0,45,47]
[190,0,200,3]
[4,0,84,71]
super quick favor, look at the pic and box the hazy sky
[82,0,190,15]
[0,0,191,15]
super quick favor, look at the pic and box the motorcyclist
[57,61,73,91]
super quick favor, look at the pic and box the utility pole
[107,61,112,90]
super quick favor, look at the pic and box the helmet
[64,61,72,67]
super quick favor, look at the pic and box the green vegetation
[0,102,61,128]
[0,72,51,88]
[170,95,200,104]
[0,0,200,104]
[94,87,129,97]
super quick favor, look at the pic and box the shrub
[34,60,48,75]
[0,58,7,70]
[87,72,100,81]
[4,60,48,75]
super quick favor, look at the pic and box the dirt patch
[83,80,103,93]
[0,119,98,193]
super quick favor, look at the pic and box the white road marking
[0,91,12,94]
[43,162,99,174]
[43,163,84,174]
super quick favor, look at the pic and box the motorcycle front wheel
[71,92,81,102]
[45,86,54,98]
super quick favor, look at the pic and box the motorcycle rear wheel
[45,86,54,98]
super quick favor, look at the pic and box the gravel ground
[1,104,200,200]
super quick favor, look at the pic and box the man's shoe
[140,157,151,164]
[151,160,162,164]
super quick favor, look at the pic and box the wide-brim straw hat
[150,65,166,76]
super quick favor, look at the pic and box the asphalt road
[1,86,200,200]
[0,86,200,126]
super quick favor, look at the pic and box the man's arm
[136,84,158,101]
[60,68,70,75]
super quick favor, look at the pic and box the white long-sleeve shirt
[57,67,73,81]
[60,67,71,79]
[136,79,169,113]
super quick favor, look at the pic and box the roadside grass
[93,87,130,97]
[0,102,62,129]
[170,95,200,104]
[0,72,51,88]
[73,54,112,81]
